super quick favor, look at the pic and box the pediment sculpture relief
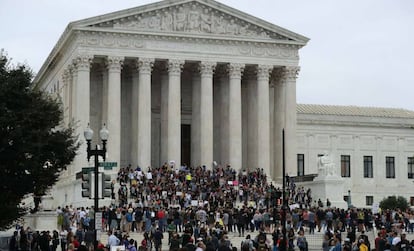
[101,3,290,40]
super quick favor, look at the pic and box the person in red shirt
[72,236,80,249]
[158,208,166,231]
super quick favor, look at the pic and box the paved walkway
[99,228,341,251]
[99,227,414,251]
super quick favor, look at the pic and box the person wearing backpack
[126,208,134,234]
[257,232,270,251]
[241,235,254,251]
[296,230,307,251]
[128,239,138,251]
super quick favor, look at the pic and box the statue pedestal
[23,211,57,231]
[302,174,348,209]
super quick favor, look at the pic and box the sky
[1,0,414,110]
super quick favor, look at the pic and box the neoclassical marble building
[34,0,308,205]
[35,0,414,209]
[297,105,414,208]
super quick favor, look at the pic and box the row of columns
[62,54,299,178]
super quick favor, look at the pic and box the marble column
[283,66,300,176]
[136,58,154,169]
[245,69,258,170]
[160,69,169,165]
[217,66,229,166]
[62,68,71,126]
[273,68,286,181]
[167,59,184,168]
[199,61,216,169]
[375,136,383,179]
[131,70,139,168]
[101,69,108,129]
[191,70,201,167]
[105,56,123,165]
[72,54,93,172]
[227,63,244,172]
[257,65,272,176]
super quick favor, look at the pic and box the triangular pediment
[70,0,309,44]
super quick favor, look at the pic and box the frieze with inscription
[92,2,290,41]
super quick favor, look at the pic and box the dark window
[386,156,395,178]
[297,154,305,176]
[366,196,374,206]
[410,197,414,206]
[363,156,373,178]
[341,155,351,177]
[408,157,414,179]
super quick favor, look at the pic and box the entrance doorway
[181,124,191,166]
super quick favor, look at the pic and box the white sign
[95,212,102,230]
[372,202,380,214]
[111,245,125,251]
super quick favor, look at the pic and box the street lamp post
[84,123,109,249]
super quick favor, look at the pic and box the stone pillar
[273,68,286,181]
[375,136,383,179]
[245,69,258,170]
[105,56,123,165]
[283,66,300,176]
[257,65,272,177]
[227,63,244,172]
[131,70,139,169]
[167,59,184,168]
[160,69,169,165]
[199,61,216,169]
[398,137,405,181]
[330,135,338,175]
[72,54,93,172]
[62,68,71,126]
[217,66,229,166]
[353,135,361,181]
[191,70,201,167]
[101,69,108,129]
[136,58,154,169]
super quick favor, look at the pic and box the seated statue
[318,152,337,177]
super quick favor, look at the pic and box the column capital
[227,63,245,79]
[198,61,216,76]
[257,64,273,81]
[106,56,124,72]
[275,66,300,82]
[62,68,71,84]
[136,58,155,74]
[72,54,93,71]
[168,59,185,76]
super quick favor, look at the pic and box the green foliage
[0,51,79,230]
[379,195,409,211]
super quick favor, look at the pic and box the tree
[0,51,79,230]
[379,195,409,211]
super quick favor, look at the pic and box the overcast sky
[1,0,413,110]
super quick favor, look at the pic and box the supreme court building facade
[34,0,414,209]
[34,0,309,205]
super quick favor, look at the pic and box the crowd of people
[9,163,414,251]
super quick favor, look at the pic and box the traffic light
[102,173,112,198]
[81,173,91,198]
